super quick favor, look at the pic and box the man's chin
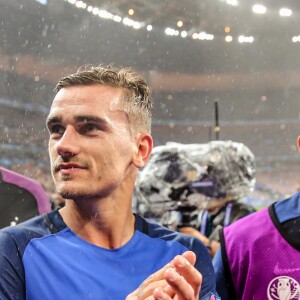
[59,190,88,201]
[56,183,113,200]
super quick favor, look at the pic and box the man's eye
[80,124,99,133]
[49,125,65,135]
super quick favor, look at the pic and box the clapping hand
[126,251,202,300]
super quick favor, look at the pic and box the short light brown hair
[54,64,153,133]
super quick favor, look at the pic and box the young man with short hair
[0,65,219,300]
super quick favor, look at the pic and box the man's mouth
[55,163,86,173]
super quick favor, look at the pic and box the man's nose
[55,127,80,158]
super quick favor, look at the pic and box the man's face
[47,84,138,200]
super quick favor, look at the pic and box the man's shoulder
[225,191,300,235]
[0,213,54,255]
[275,192,300,222]
[0,213,54,300]
[135,214,218,300]
[135,214,207,252]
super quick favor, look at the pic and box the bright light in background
[181,31,187,38]
[128,9,135,16]
[132,22,141,29]
[261,96,267,102]
[123,17,141,29]
[75,1,86,9]
[225,26,231,33]
[123,17,134,26]
[238,35,254,43]
[63,0,271,43]
[225,35,233,42]
[177,20,183,28]
[292,36,300,43]
[279,8,292,17]
[98,10,113,19]
[252,4,266,14]
[226,0,238,6]
[64,0,145,31]
[113,15,122,22]
[219,0,238,6]
[34,0,47,4]
[165,28,179,36]
[192,33,198,39]
[192,31,214,40]
[199,32,207,40]
[146,25,153,31]
[92,7,99,15]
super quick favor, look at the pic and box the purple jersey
[221,196,300,300]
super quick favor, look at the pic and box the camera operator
[134,141,256,258]
[179,194,255,257]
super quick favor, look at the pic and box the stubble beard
[55,178,116,201]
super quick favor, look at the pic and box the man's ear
[132,133,153,169]
[298,136,300,151]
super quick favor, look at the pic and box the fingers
[126,280,168,300]
[164,251,202,299]
[152,287,174,300]
[126,263,174,300]
[181,251,196,266]
[126,251,202,300]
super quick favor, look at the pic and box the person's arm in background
[180,227,220,258]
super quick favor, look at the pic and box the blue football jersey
[0,209,218,299]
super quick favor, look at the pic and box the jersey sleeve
[0,230,26,300]
[213,228,238,300]
[213,247,230,300]
[192,238,220,300]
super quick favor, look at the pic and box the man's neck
[59,198,135,249]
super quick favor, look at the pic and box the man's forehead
[51,85,126,112]
[54,84,124,100]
